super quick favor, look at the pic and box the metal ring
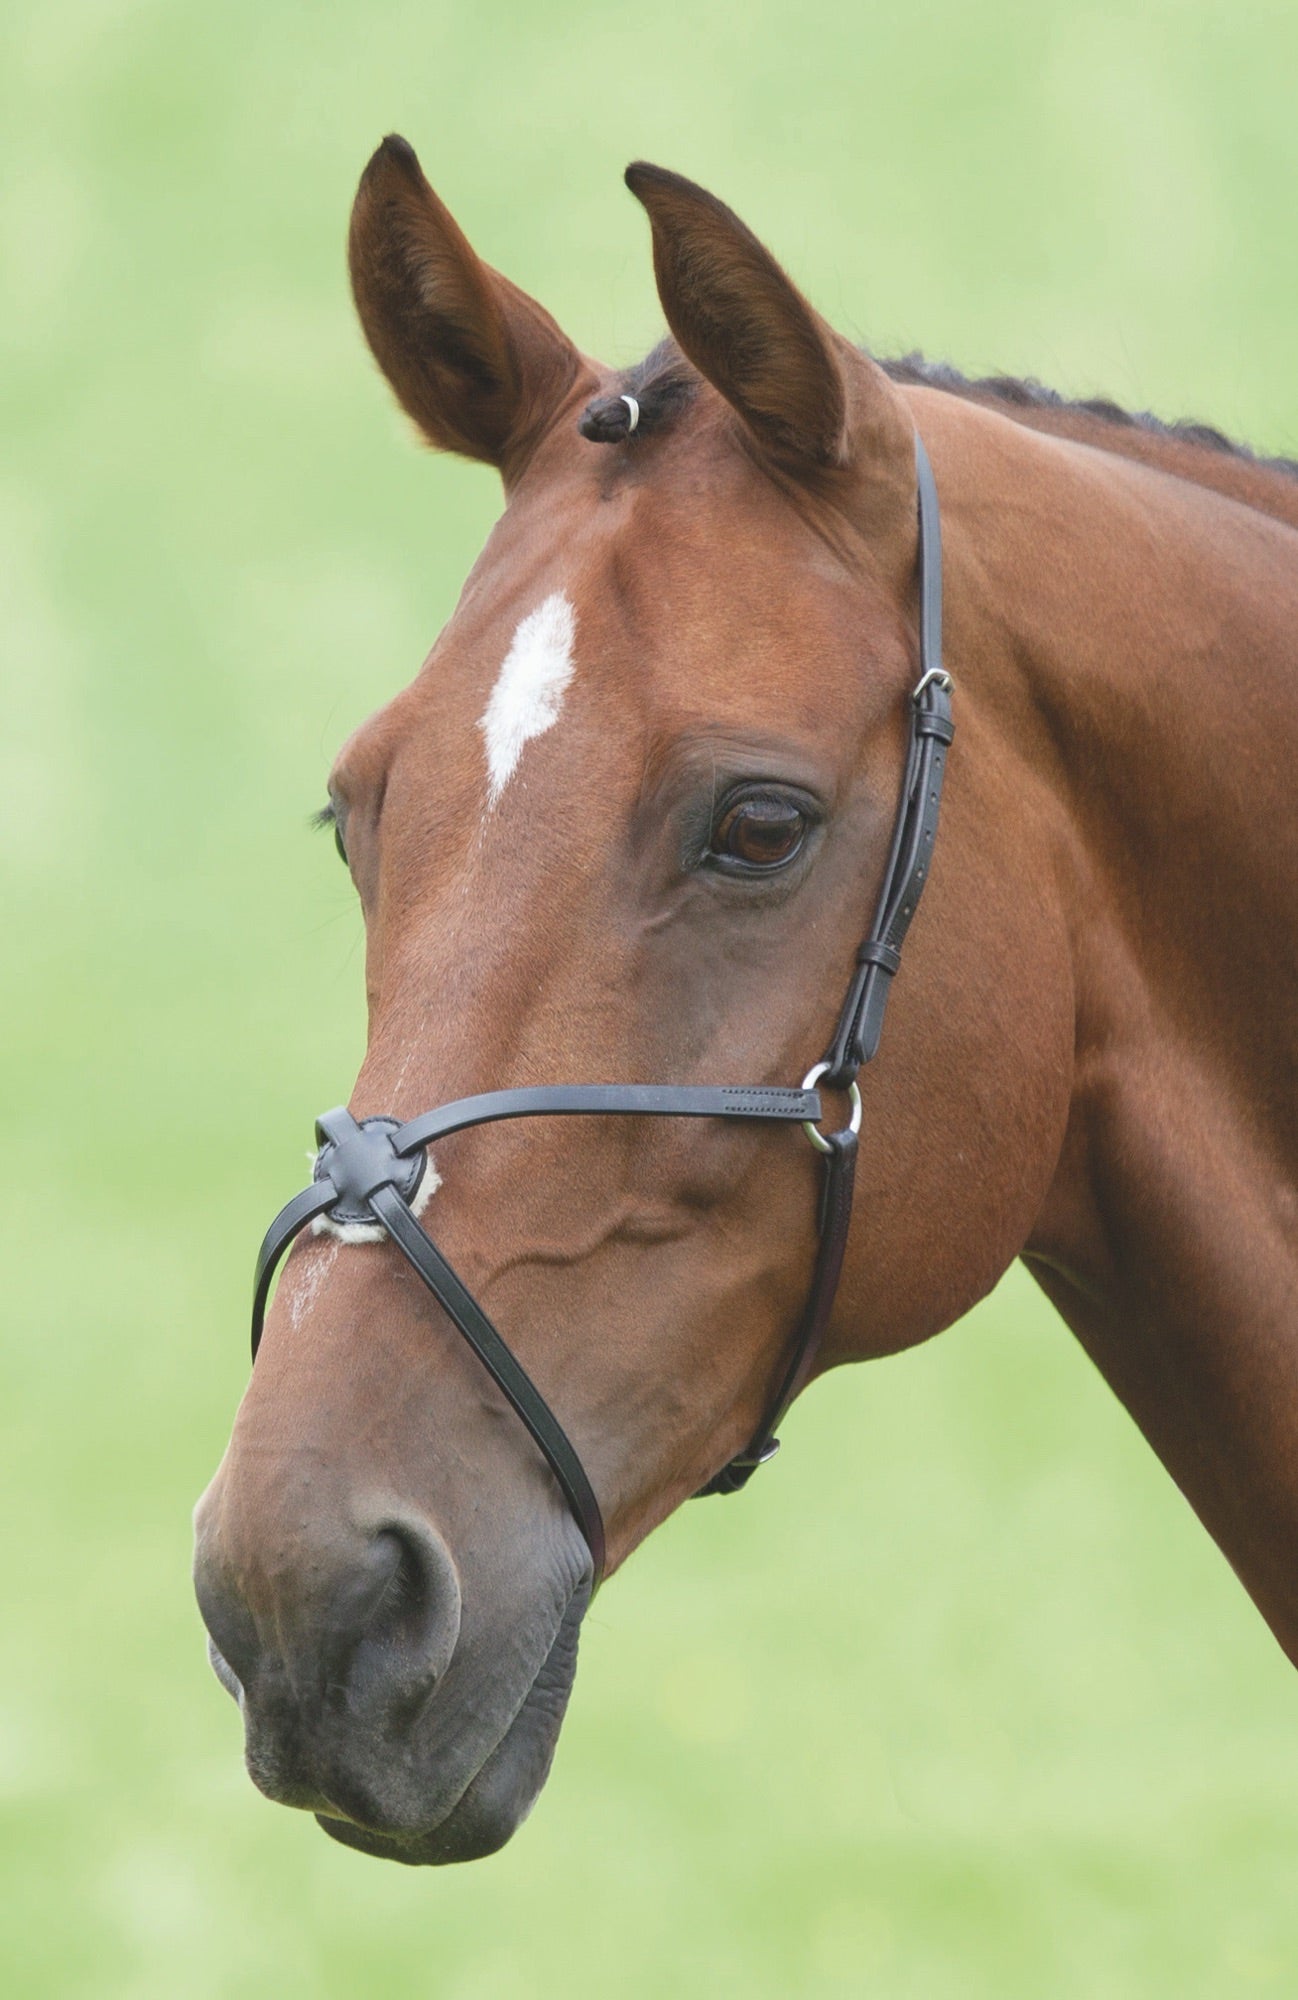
[800,1062,863,1155]
[912,667,953,702]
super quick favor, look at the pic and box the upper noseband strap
[392,1082,820,1158]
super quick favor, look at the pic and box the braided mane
[595,339,1298,493]
[880,352,1298,486]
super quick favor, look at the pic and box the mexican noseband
[249,435,954,1590]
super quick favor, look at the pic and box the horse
[193,136,1298,1866]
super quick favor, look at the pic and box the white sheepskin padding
[310,1155,441,1243]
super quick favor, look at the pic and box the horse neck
[924,383,1298,534]
[925,386,1298,1125]
[919,386,1298,1657]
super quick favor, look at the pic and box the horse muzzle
[193,1478,590,1862]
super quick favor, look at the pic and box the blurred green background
[5,0,1298,1993]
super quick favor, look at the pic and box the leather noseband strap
[247,434,953,1590]
[252,1085,822,1585]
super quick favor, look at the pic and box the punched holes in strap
[817,449,951,1088]
[391,1082,820,1159]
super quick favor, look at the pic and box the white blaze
[479,592,576,807]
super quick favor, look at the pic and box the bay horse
[193,136,1298,1865]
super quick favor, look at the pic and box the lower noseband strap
[364,1181,607,1583]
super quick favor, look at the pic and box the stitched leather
[316,1109,426,1222]
[252,1086,820,1357]
[708,436,951,1485]
[393,1083,821,1159]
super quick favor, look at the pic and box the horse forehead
[366,458,862,802]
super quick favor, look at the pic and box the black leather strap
[252,1182,340,1354]
[822,437,953,1084]
[253,1087,820,1357]
[394,1083,820,1159]
[697,1126,858,1495]
[367,1182,608,1583]
[703,434,952,1492]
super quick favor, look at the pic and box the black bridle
[249,434,953,1590]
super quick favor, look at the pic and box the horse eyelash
[311,800,349,867]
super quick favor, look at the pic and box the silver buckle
[912,667,953,702]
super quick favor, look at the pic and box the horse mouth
[317,1580,589,1865]
[210,1579,589,1866]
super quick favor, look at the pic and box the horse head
[193,140,1073,1863]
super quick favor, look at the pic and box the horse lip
[313,1579,589,1862]
[206,1636,243,1705]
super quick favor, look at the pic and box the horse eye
[711,796,807,870]
[333,822,348,867]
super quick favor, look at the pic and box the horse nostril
[367,1523,449,1646]
[194,1508,463,1723]
[343,1517,463,1704]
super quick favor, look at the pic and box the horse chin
[312,1581,588,1867]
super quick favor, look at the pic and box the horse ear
[348,136,581,475]
[624,163,903,474]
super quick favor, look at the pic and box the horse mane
[608,339,1298,514]
[879,352,1298,488]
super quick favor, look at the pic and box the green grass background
[5,0,1298,1993]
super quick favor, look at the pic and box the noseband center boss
[250,435,954,1589]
